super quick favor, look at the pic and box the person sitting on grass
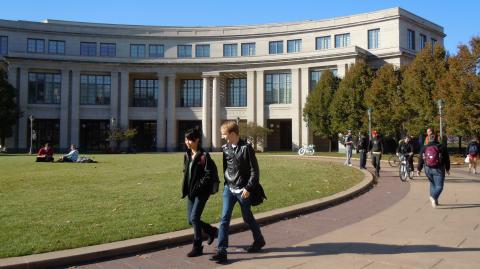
[36,142,54,162]
[58,144,79,163]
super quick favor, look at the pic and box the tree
[239,121,273,151]
[303,70,339,151]
[107,127,138,152]
[402,43,448,136]
[0,69,22,147]
[329,62,373,135]
[364,64,405,139]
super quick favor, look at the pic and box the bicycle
[399,153,414,181]
[298,144,315,156]
[388,155,400,167]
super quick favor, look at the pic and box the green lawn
[0,153,363,258]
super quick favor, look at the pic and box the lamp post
[367,108,372,141]
[437,99,444,142]
[110,117,116,131]
[236,116,240,125]
[28,115,34,154]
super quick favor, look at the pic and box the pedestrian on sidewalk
[344,130,354,166]
[210,121,266,263]
[368,130,383,177]
[466,136,479,174]
[181,127,218,257]
[357,132,369,169]
[417,134,451,208]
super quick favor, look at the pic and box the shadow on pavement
[437,203,480,209]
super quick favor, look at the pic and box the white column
[291,68,301,151]
[6,67,18,149]
[255,70,265,151]
[18,67,29,151]
[300,67,311,147]
[211,76,221,150]
[71,70,80,147]
[166,75,177,151]
[202,77,212,150]
[59,69,70,150]
[246,71,256,123]
[119,71,129,149]
[110,71,119,150]
[156,74,166,151]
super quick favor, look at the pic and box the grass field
[0,153,363,258]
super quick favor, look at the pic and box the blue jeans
[345,146,353,165]
[425,166,445,201]
[359,150,367,169]
[187,193,214,246]
[372,153,382,175]
[217,186,264,252]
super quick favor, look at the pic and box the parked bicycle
[298,144,315,156]
[399,153,414,181]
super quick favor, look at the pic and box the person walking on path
[417,134,451,208]
[357,132,368,169]
[344,130,354,166]
[210,121,266,263]
[466,136,480,174]
[368,130,383,177]
[181,127,218,257]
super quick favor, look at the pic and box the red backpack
[424,145,440,167]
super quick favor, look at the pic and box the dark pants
[359,150,367,169]
[425,166,445,201]
[372,153,381,176]
[36,156,54,162]
[217,186,264,252]
[187,193,215,246]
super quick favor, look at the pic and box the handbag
[465,156,470,163]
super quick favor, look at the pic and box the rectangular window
[133,79,158,107]
[80,120,110,151]
[265,73,292,105]
[420,34,427,50]
[177,45,192,58]
[334,33,350,48]
[223,44,238,57]
[195,44,210,57]
[316,36,330,50]
[226,78,247,107]
[368,29,380,49]
[310,70,322,91]
[269,41,283,54]
[130,44,146,58]
[407,29,415,50]
[48,40,65,54]
[80,42,97,56]
[431,38,437,47]
[287,39,302,53]
[28,72,61,104]
[0,36,7,55]
[149,44,164,58]
[80,75,111,105]
[27,38,45,53]
[180,79,202,107]
[100,43,116,57]
[241,43,255,56]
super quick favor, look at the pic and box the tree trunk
[328,137,332,152]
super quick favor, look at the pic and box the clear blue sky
[3,0,479,54]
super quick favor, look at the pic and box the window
[310,70,322,91]
[419,34,427,50]
[265,73,291,104]
[80,75,111,105]
[334,33,350,48]
[226,78,247,107]
[133,79,158,107]
[80,42,96,56]
[180,79,202,107]
[195,44,210,57]
[100,43,116,57]
[80,120,110,151]
[368,29,380,49]
[287,39,302,53]
[0,36,7,55]
[269,41,283,54]
[241,43,255,56]
[223,44,238,57]
[316,36,330,50]
[130,44,146,58]
[28,72,61,104]
[177,45,192,58]
[431,38,437,47]
[48,40,65,54]
[407,29,415,50]
[149,44,164,58]
[27,38,45,53]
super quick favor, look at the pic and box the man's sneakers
[429,196,438,208]
[246,239,266,253]
[209,250,227,263]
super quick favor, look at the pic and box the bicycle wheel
[399,163,407,181]
[389,155,400,167]
[298,148,305,156]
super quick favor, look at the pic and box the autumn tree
[0,69,21,146]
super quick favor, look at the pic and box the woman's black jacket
[182,148,214,200]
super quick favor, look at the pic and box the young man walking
[368,130,383,177]
[210,121,266,263]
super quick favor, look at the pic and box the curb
[0,164,374,269]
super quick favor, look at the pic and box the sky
[2,0,479,54]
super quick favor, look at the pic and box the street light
[236,116,240,125]
[110,117,116,131]
[28,115,34,154]
[437,99,444,143]
[367,108,372,141]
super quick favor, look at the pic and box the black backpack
[204,153,220,194]
[469,142,479,154]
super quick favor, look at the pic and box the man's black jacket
[222,139,259,192]
[397,141,414,155]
